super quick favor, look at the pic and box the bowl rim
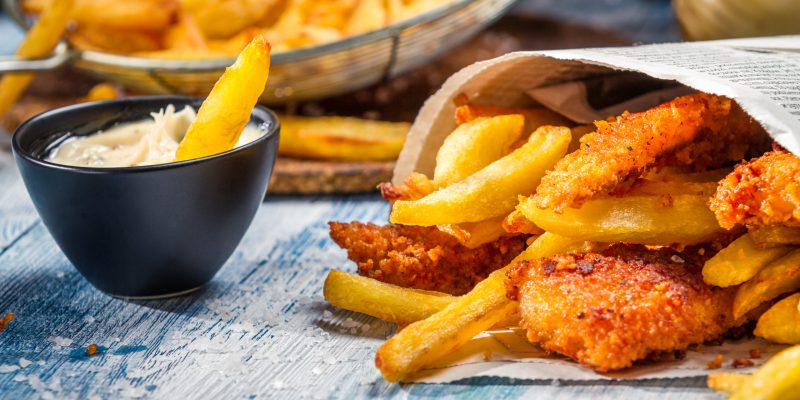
[3,0,481,69]
[12,95,280,174]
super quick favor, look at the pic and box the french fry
[646,166,732,183]
[517,192,724,246]
[379,172,435,202]
[707,373,751,395]
[437,215,510,249]
[164,12,208,51]
[323,269,455,326]
[277,115,409,161]
[0,0,74,118]
[733,249,800,320]
[433,115,524,187]
[454,103,572,135]
[627,180,718,197]
[750,225,800,247]
[345,0,387,35]
[754,293,800,344]
[78,83,120,103]
[24,0,177,32]
[703,234,792,287]
[175,36,270,161]
[375,232,591,382]
[182,0,282,39]
[390,126,571,225]
[502,209,544,235]
[726,345,800,400]
[70,25,164,54]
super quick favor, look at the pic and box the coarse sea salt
[19,358,32,368]
[0,365,19,373]
[83,315,96,324]
[48,336,73,347]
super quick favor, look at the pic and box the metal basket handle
[0,42,73,73]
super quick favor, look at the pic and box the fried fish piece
[329,221,526,295]
[532,93,770,213]
[710,150,800,229]
[506,244,738,372]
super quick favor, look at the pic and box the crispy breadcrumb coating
[506,244,738,372]
[329,221,525,295]
[710,150,800,229]
[532,93,770,213]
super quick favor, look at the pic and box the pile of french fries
[21,0,455,58]
[703,226,800,345]
[323,98,800,393]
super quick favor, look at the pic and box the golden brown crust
[532,93,770,213]
[506,244,737,372]
[710,150,800,229]
[329,221,526,295]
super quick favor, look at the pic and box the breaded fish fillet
[532,93,770,213]
[506,244,738,372]
[710,150,800,229]
[329,221,526,295]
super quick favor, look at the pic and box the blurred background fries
[19,0,457,57]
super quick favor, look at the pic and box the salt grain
[311,367,322,375]
[28,375,45,392]
[48,336,73,347]
[83,315,95,324]
[670,255,685,264]
[12,374,26,382]
[322,311,333,319]
[19,358,32,368]
[56,271,65,278]
[323,356,337,365]
[272,380,285,389]
[0,365,19,373]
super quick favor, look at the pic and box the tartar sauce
[47,105,264,167]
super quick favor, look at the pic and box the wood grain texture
[0,149,721,399]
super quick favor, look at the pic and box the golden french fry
[182,0,282,39]
[390,126,571,225]
[277,115,409,161]
[70,25,163,54]
[707,373,751,395]
[733,249,800,320]
[627,180,718,197]
[78,83,120,103]
[703,234,793,287]
[728,345,800,400]
[0,0,75,118]
[454,104,572,135]
[750,225,800,247]
[754,293,800,344]
[345,0,387,35]
[503,209,544,235]
[518,191,724,246]
[646,166,732,183]
[437,215,510,249]
[323,269,455,326]
[433,115,524,187]
[175,36,270,161]
[379,172,435,202]
[375,232,590,382]
[73,0,177,32]
[164,11,208,51]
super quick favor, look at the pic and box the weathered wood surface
[0,148,721,400]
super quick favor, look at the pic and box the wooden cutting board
[1,15,628,194]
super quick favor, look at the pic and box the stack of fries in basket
[323,92,800,397]
[21,0,456,57]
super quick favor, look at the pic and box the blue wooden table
[0,2,721,398]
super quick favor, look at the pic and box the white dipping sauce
[47,105,264,167]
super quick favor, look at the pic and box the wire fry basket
[1,0,517,105]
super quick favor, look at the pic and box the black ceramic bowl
[12,96,280,298]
